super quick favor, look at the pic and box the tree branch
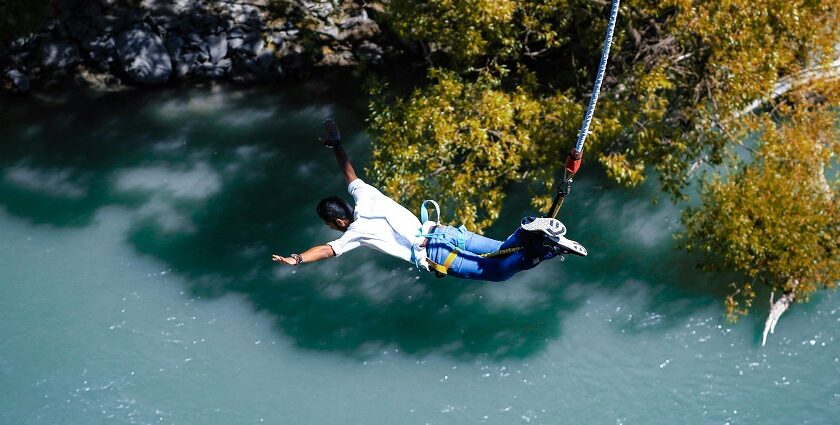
[736,58,840,118]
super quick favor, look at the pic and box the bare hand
[272,254,297,265]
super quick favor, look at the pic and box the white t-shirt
[327,179,428,269]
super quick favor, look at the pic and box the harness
[412,200,467,278]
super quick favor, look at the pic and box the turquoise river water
[0,85,838,424]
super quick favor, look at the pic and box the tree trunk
[761,279,799,346]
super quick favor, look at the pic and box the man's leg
[446,249,549,282]
[462,230,504,255]
[460,224,547,253]
[445,228,556,282]
[426,227,524,282]
[427,223,566,282]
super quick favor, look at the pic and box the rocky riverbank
[1,0,391,93]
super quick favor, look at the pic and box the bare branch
[735,58,840,118]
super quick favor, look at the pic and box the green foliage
[369,68,548,230]
[384,0,575,65]
[681,87,839,321]
[370,0,839,316]
[667,0,838,115]
[385,0,517,64]
[0,0,54,42]
[373,0,839,202]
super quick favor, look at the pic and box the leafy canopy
[372,0,838,219]
[369,68,582,230]
[681,86,839,321]
[370,0,839,316]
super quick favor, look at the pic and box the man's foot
[323,117,341,147]
[520,216,586,257]
[546,235,587,257]
[520,216,566,237]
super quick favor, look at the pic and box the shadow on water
[0,83,738,360]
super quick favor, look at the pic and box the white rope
[574,0,621,154]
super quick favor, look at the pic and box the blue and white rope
[574,0,621,154]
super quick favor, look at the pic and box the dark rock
[268,34,284,49]
[337,14,379,42]
[228,38,245,50]
[234,7,262,28]
[116,27,172,84]
[228,27,246,39]
[220,19,234,33]
[5,69,31,92]
[153,14,181,31]
[39,41,81,68]
[319,49,355,67]
[207,34,228,64]
[113,6,138,22]
[174,52,197,78]
[187,33,209,59]
[10,35,35,52]
[80,33,117,71]
[81,1,103,18]
[280,29,300,40]
[1,0,386,91]
[215,58,233,70]
[316,26,340,41]
[87,49,115,71]
[197,61,226,78]
[303,0,337,20]
[177,19,199,34]
[81,34,116,52]
[355,41,383,64]
[153,25,169,39]
[256,51,275,69]
[187,32,204,47]
[236,37,264,57]
[165,34,184,58]
[9,51,31,68]
[242,57,260,73]
[93,14,126,33]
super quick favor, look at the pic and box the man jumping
[271,118,586,282]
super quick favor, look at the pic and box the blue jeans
[425,225,556,282]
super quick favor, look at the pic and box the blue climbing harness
[412,200,467,277]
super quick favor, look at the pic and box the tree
[369,0,839,321]
[372,0,838,211]
[368,68,584,230]
[681,84,839,327]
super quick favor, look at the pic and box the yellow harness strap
[426,249,459,277]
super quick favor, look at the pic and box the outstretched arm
[332,145,358,184]
[272,244,335,266]
[323,118,358,184]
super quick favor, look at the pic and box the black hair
[316,196,353,222]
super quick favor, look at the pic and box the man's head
[316,196,353,231]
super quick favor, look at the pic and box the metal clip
[557,177,573,197]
